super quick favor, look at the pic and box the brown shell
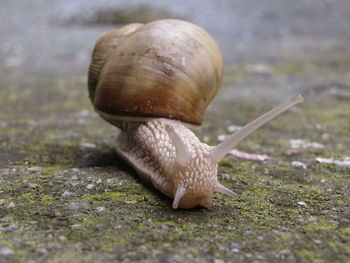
[88,19,223,127]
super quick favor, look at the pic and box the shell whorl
[88,23,143,102]
[88,19,223,127]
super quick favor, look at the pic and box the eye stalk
[211,95,304,164]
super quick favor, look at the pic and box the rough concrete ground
[1,1,350,262]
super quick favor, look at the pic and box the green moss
[40,194,54,206]
[300,219,338,233]
[296,249,320,262]
[81,192,128,202]
[20,192,37,205]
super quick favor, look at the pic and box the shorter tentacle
[172,186,186,209]
[215,183,239,198]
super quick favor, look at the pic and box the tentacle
[211,95,304,163]
[165,124,192,167]
[215,183,239,198]
[172,185,186,209]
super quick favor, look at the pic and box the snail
[88,19,304,209]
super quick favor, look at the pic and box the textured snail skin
[112,95,304,209]
[115,118,217,208]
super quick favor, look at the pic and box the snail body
[115,118,218,208]
[88,19,303,209]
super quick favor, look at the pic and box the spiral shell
[88,19,223,127]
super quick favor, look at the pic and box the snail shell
[88,19,304,208]
[88,19,223,127]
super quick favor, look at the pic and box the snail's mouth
[177,192,213,209]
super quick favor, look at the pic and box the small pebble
[321,133,330,140]
[221,173,231,180]
[217,134,227,142]
[314,240,326,247]
[124,200,137,204]
[316,157,350,167]
[230,242,244,250]
[67,201,88,210]
[245,253,253,258]
[96,207,105,213]
[279,249,292,256]
[297,201,307,207]
[80,142,96,149]
[329,220,339,225]
[62,191,72,197]
[227,125,241,133]
[86,184,94,190]
[70,182,80,187]
[35,248,47,254]
[202,135,210,143]
[315,124,323,130]
[58,236,67,241]
[290,139,325,149]
[7,202,16,208]
[27,167,42,173]
[0,247,14,256]
[291,161,307,169]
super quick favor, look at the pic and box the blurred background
[2,0,350,163]
[2,0,350,102]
